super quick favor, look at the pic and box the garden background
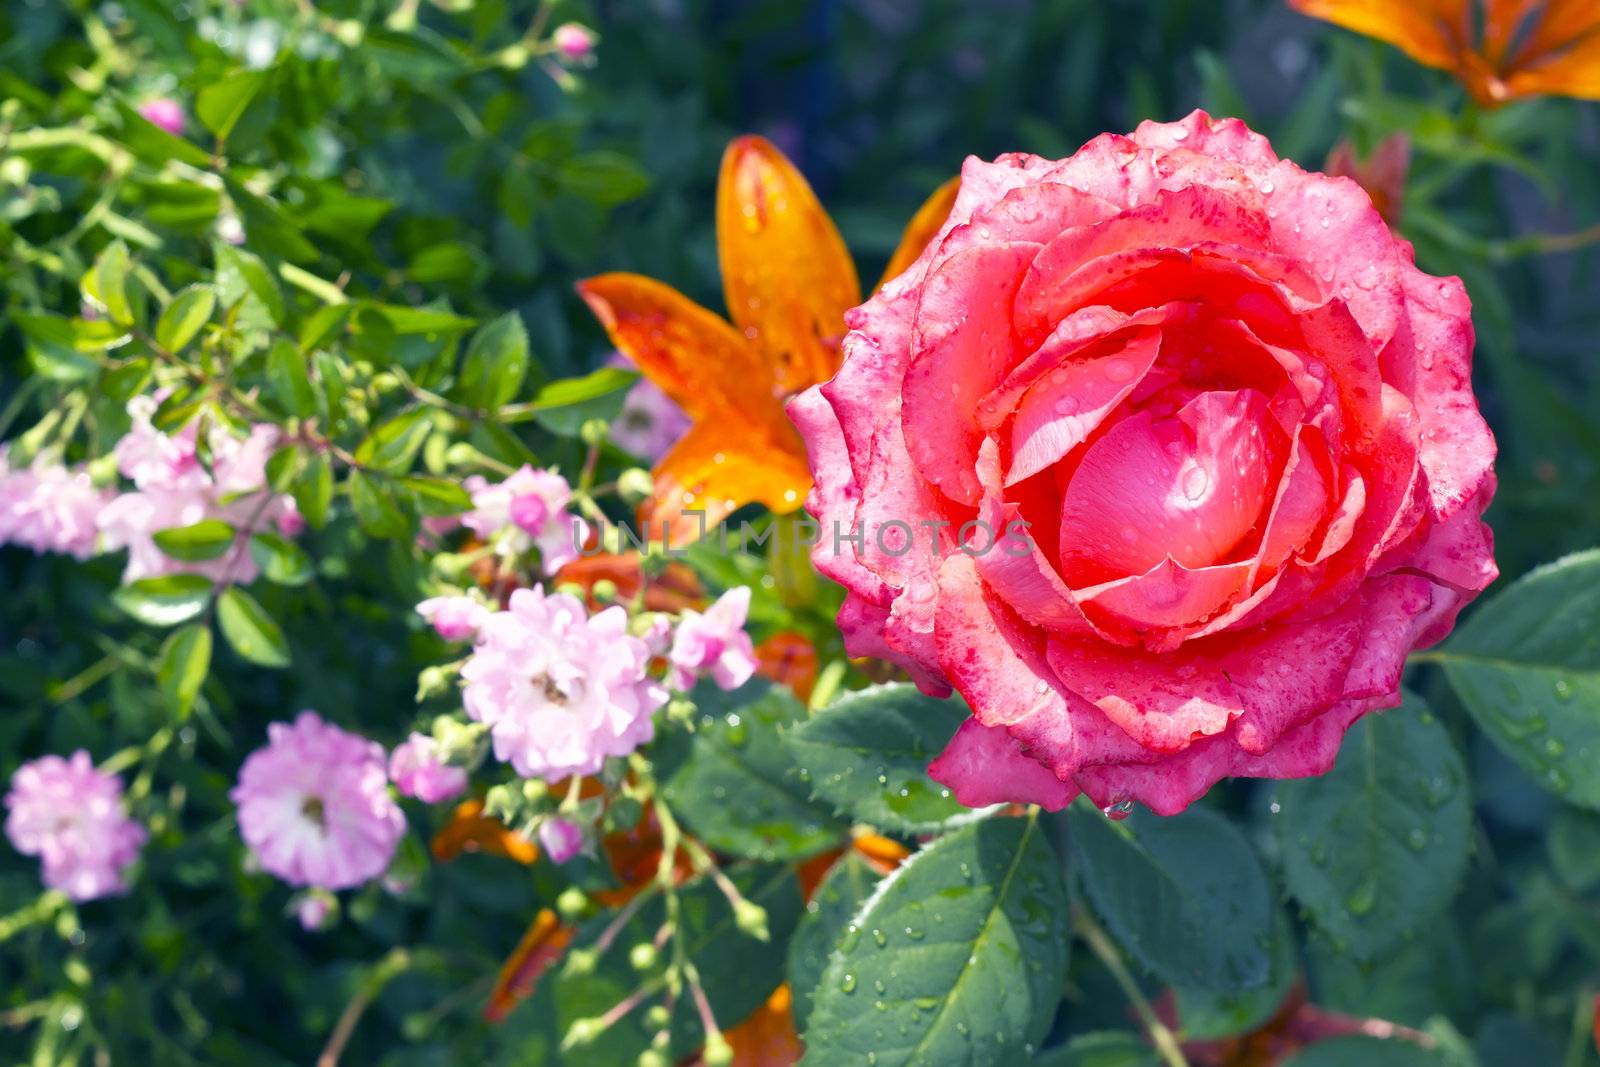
[3,1,1600,1065]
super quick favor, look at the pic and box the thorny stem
[1073,908,1190,1067]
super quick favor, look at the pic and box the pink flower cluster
[4,752,147,901]
[0,450,113,559]
[98,396,302,583]
[0,398,302,584]
[231,711,405,891]
[461,585,667,780]
[416,595,490,641]
[462,465,587,574]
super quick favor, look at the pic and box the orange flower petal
[717,136,860,395]
[755,631,820,703]
[576,272,777,421]
[1504,0,1600,100]
[878,175,961,290]
[721,983,804,1067]
[432,800,539,865]
[553,551,706,612]
[484,908,575,1023]
[1290,0,1465,72]
[640,419,812,547]
[851,833,911,872]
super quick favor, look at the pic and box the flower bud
[637,1050,670,1067]
[562,1016,601,1049]
[733,899,770,941]
[666,698,697,726]
[563,948,598,976]
[332,19,365,46]
[579,417,610,447]
[644,1005,671,1030]
[702,1034,734,1067]
[617,467,654,505]
[556,887,590,920]
[415,665,453,702]
[552,22,597,62]
[628,942,657,971]
[590,578,619,603]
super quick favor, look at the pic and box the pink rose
[790,111,1497,816]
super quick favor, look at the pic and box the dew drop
[1102,799,1135,820]
[1181,465,1210,502]
[1103,357,1137,383]
[840,973,857,993]
[1171,126,1190,142]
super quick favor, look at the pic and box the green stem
[316,947,412,1067]
[1074,908,1189,1067]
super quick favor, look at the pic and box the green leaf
[456,311,530,409]
[801,814,1070,1066]
[660,681,846,861]
[1279,1036,1448,1067]
[153,519,237,562]
[154,285,216,353]
[82,241,133,325]
[518,367,637,435]
[557,150,653,206]
[214,244,285,326]
[13,313,116,381]
[157,625,212,719]
[113,574,214,627]
[397,475,473,517]
[788,852,882,1033]
[116,99,212,167]
[784,683,973,833]
[1070,803,1273,992]
[196,67,270,142]
[1032,1033,1160,1067]
[1549,808,1600,892]
[1175,905,1294,1040]
[216,587,290,668]
[355,409,432,473]
[347,470,410,539]
[294,452,333,529]
[247,532,312,586]
[1437,548,1600,806]
[266,339,317,418]
[1273,693,1470,961]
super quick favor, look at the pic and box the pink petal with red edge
[1006,327,1162,486]
[1057,389,1281,584]
[787,385,887,604]
[927,720,1076,811]
[837,593,950,696]
[1075,556,1255,633]
[902,241,1041,504]
[1391,261,1496,520]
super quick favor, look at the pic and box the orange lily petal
[720,983,803,1067]
[852,833,911,872]
[484,908,575,1023]
[553,551,706,612]
[431,800,539,864]
[1290,0,1465,71]
[640,418,812,547]
[878,175,961,290]
[755,631,820,703]
[717,135,860,395]
[576,272,777,421]
[1504,0,1600,100]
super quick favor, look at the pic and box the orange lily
[1291,0,1600,105]
[578,138,958,544]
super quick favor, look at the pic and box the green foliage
[801,814,1070,1066]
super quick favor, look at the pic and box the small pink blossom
[462,465,588,574]
[461,585,667,780]
[388,733,469,804]
[295,892,333,931]
[0,451,111,560]
[607,353,691,462]
[669,586,757,691]
[4,751,147,901]
[231,711,405,891]
[538,817,585,864]
[552,22,597,61]
[416,595,490,641]
[138,97,186,136]
[97,397,299,584]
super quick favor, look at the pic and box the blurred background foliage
[2,0,1599,1064]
